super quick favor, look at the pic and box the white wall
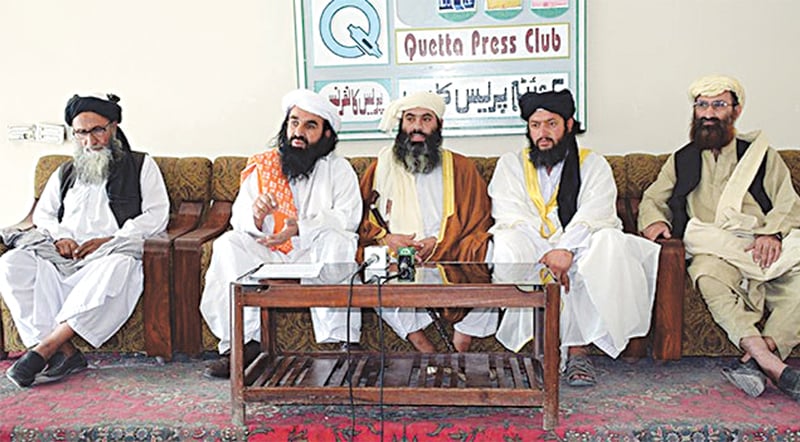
[1,0,799,225]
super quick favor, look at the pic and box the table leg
[230,283,245,426]
[542,283,560,430]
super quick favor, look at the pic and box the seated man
[200,89,362,379]
[639,74,800,401]
[1,93,170,388]
[490,89,660,387]
[359,91,495,353]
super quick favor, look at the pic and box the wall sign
[294,0,585,139]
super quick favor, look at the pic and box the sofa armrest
[651,238,686,360]
[142,201,205,360]
[171,201,233,355]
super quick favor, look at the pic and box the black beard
[392,128,443,174]
[278,132,336,182]
[690,115,735,151]
[526,131,571,168]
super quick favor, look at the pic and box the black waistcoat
[666,139,771,238]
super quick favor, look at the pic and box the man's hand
[252,193,277,230]
[257,218,298,248]
[745,234,782,269]
[642,221,672,241]
[413,236,437,263]
[54,238,79,258]
[382,233,417,255]
[539,249,574,292]
[71,237,112,259]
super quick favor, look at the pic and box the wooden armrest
[171,201,233,356]
[651,237,686,361]
[141,201,205,361]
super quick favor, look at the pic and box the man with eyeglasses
[490,89,660,387]
[639,75,800,402]
[200,89,362,379]
[1,93,169,388]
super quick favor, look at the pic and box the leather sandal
[721,359,766,397]
[566,355,596,387]
[203,341,261,379]
[777,366,800,401]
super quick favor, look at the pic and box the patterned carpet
[0,353,798,441]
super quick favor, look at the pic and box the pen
[237,262,265,281]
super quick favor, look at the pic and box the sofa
[4,150,800,360]
[0,154,212,360]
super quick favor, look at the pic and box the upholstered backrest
[152,157,213,214]
[779,150,800,194]
[210,156,249,202]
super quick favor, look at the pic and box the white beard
[73,145,112,185]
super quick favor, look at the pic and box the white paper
[249,262,324,279]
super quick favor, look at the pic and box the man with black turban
[639,75,800,402]
[1,93,169,388]
[489,89,660,387]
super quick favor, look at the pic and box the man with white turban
[200,89,362,379]
[359,91,495,353]
[639,74,800,401]
[2,93,169,388]
[490,88,660,387]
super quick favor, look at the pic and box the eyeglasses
[693,100,734,111]
[72,122,112,139]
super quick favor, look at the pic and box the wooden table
[230,263,561,429]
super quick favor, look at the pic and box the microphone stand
[366,190,456,353]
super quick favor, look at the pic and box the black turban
[518,89,575,123]
[64,93,122,126]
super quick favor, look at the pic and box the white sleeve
[32,169,66,239]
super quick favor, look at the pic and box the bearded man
[358,91,494,353]
[1,93,170,388]
[639,75,800,401]
[490,89,660,387]
[200,89,362,379]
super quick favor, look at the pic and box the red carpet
[1,353,799,441]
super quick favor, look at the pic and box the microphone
[363,253,380,268]
[397,246,416,281]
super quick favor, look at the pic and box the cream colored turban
[281,89,341,132]
[688,75,745,106]
[378,91,446,133]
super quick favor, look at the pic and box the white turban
[378,91,446,133]
[281,89,341,132]
[688,75,745,107]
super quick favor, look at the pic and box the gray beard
[73,139,119,185]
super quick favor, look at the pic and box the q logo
[319,0,383,59]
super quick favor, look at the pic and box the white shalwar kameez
[0,156,169,348]
[200,153,362,353]
[489,150,660,366]
[375,160,497,341]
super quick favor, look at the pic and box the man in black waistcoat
[1,94,169,388]
[638,75,800,402]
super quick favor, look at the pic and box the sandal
[566,355,596,387]
[778,366,800,401]
[721,359,766,397]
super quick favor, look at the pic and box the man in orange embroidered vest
[200,89,362,379]
[358,91,494,353]
[489,89,660,387]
